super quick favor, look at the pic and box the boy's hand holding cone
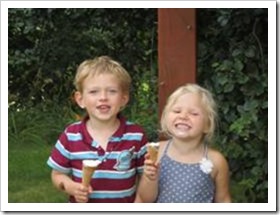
[82,160,101,187]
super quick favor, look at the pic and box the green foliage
[197,8,268,202]
[9,103,76,146]
[9,8,158,140]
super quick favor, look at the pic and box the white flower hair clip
[199,158,213,174]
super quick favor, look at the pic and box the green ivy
[197,8,268,202]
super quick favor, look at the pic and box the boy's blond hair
[74,56,131,94]
[160,83,217,143]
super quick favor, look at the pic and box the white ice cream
[83,159,101,167]
[148,142,160,148]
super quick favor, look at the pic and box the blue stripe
[72,168,136,179]
[106,151,137,160]
[70,152,100,160]
[137,166,144,174]
[55,141,70,159]
[89,186,136,199]
[47,157,71,174]
[55,141,100,161]
[91,140,98,148]
[53,148,139,161]
[110,133,143,142]
[70,151,137,161]
[138,145,147,158]
[66,132,82,141]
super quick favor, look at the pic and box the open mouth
[97,105,110,112]
[175,123,191,130]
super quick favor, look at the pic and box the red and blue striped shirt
[47,115,148,203]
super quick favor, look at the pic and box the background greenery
[8,8,268,203]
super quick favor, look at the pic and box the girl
[137,83,231,203]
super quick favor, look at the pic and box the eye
[89,89,98,94]
[108,89,118,94]
[191,112,199,116]
[172,109,181,114]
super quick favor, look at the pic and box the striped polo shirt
[47,115,148,203]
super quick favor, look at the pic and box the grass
[8,136,68,203]
[8,104,75,203]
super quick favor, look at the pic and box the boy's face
[165,92,209,141]
[75,73,129,122]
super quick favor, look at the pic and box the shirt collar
[79,114,127,147]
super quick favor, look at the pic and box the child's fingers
[144,158,160,168]
[75,194,89,203]
[88,186,93,193]
[74,185,90,202]
[79,184,89,192]
[144,164,158,175]
[144,165,158,180]
[144,153,150,159]
[155,161,160,168]
[144,158,155,165]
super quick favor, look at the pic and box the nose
[179,111,190,120]
[99,90,108,100]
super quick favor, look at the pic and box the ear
[74,91,85,109]
[122,94,129,106]
[120,94,129,110]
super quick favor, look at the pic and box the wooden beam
[158,8,196,124]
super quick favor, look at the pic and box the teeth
[97,105,110,112]
[176,123,190,130]
[98,105,109,109]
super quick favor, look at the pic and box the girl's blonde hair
[160,83,217,143]
[74,56,131,94]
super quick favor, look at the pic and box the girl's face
[75,73,128,122]
[166,92,209,141]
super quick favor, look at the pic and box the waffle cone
[82,165,97,187]
[147,145,158,163]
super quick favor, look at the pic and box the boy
[47,56,147,203]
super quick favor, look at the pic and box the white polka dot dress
[156,141,215,203]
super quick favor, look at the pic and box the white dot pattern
[156,144,215,203]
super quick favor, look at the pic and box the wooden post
[158,8,196,139]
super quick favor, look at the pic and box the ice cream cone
[147,142,159,163]
[82,160,101,187]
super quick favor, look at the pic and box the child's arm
[134,191,143,203]
[136,155,159,203]
[211,152,231,203]
[133,174,143,203]
[51,170,92,203]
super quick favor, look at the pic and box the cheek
[165,116,173,127]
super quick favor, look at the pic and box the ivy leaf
[234,59,244,72]
[232,49,242,57]
[245,47,255,58]
[211,62,219,68]
[237,74,249,84]
[217,16,229,26]
[224,82,234,92]
[243,99,258,111]
[217,73,228,86]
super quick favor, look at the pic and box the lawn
[8,141,67,203]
